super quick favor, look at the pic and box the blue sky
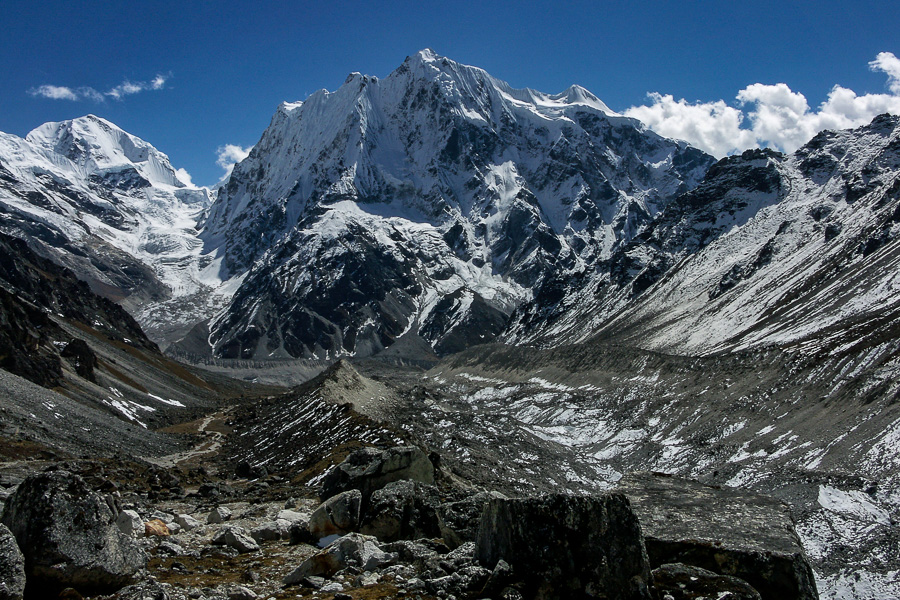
[2,0,898,185]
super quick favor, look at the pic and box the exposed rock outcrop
[616,472,818,600]
[475,493,652,600]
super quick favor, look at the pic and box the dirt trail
[144,410,231,470]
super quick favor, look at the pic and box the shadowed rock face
[475,493,652,600]
[0,470,146,596]
[651,563,762,600]
[615,472,818,600]
[0,523,25,600]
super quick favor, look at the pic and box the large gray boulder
[283,532,397,584]
[309,489,362,540]
[0,470,145,595]
[320,446,434,501]
[475,493,652,600]
[0,523,25,600]
[359,480,443,542]
[615,473,818,600]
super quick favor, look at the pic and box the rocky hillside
[510,114,900,359]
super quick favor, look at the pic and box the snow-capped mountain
[202,49,713,359]
[0,115,234,344]
[510,113,900,361]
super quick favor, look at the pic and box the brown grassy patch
[0,436,65,460]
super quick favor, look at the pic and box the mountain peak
[25,114,187,188]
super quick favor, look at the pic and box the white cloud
[174,167,194,186]
[28,85,79,101]
[28,74,170,102]
[624,93,757,158]
[216,144,252,178]
[625,52,900,158]
[871,51,900,94]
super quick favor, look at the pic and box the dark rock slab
[320,445,435,502]
[475,493,652,600]
[439,490,506,549]
[652,562,762,599]
[615,472,817,600]
[0,523,25,600]
[0,470,145,596]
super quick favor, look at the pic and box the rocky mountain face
[200,49,713,359]
[510,114,900,361]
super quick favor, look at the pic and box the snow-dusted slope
[202,49,713,359]
[0,115,232,344]
[511,114,900,359]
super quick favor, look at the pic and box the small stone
[355,571,380,587]
[302,575,325,589]
[276,509,306,522]
[176,514,201,531]
[207,506,232,524]
[227,585,258,600]
[149,511,175,523]
[211,526,260,554]
[250,519,291,543]
[321,582,344,593]
[157,541,185,556]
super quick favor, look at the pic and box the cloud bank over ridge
[625,52,900,157]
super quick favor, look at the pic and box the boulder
[475,493,652,600]
[212,526,260,554]
[144,519,170,537]
[176,514,201,531]
[115,510,143,537]
[309,489,362,540]
[288,520,316,545]
[320,446,435,501]
[651,563,762,599]
[60,338,98,382]
[439,490,506,548]
[359,480,443,542]
[283,533,397,584]
[250,519,292,543]
[0,470,145,595]
[615,473,818,600]
[207,506,232,524]
[0,523,25,600]
[276,509,307,523]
